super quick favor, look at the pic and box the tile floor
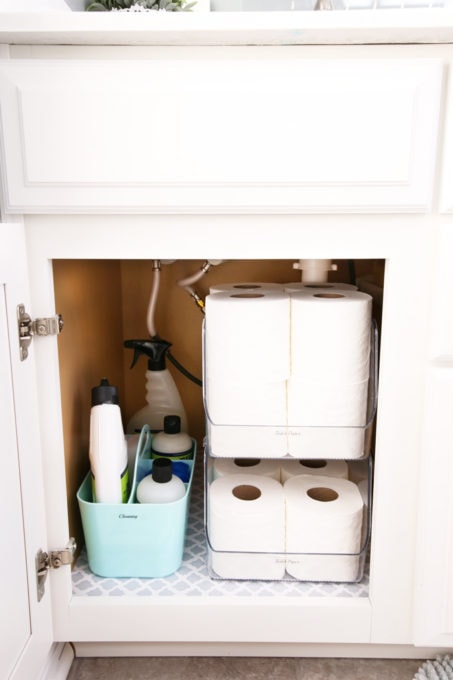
[67,656,424,679]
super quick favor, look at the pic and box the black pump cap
[163,415,181,435]
[152,457,173,484]
[124,337,172,371]
[91,378,119,406]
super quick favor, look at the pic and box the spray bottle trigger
[129,348,142,370]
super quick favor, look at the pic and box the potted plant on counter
[86,0,196,10]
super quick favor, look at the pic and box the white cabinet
[440,79,453,213]
[413,223,453,647]
[0,224,55,680]
[1,38,453,671]
[0,54,442,214]
[22,213,439,652]
[414,366,453,647]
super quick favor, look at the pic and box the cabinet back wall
[52,258,377,546]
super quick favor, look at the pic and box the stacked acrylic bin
[203,308,377,584]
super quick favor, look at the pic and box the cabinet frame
[19,212,438,647]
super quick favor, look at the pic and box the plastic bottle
[124,338,188,434]
[136,458,186,504]
[89,378,128,503]
[151,414,193,460]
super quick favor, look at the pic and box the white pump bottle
[89,378,128,503]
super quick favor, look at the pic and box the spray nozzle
[124,337,172,371]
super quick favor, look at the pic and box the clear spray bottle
[124,338,188,434]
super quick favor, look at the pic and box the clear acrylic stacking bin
[204,451,372,583]
[77,426,197,578]
[203,321,378,460]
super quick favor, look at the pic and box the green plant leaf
[85,1,109,9]
[85,0,197,10]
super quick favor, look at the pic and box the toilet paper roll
[204,290,290,382]
[212,457,281,481]
[284,282,358,292]
[210,282,283,294]
[207,474,286,580]
[280,458,348,483]
[287,378,369,427]
[357,478,370,545]
[289,289,372,382]
[284,474,364,582]
[205,378,287,426]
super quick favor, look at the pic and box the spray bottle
[124,337,188,434]
[89,378,128,503]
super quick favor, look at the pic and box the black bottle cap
[91,378,119,406]
[163,415,181,435]
[152,457,173,484]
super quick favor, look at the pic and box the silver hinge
[17,303,64,361]
[35,538,76,602]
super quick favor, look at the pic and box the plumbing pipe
[293,259,337,284]
[146,260,161,337]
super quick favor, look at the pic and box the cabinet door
[0,55,442,214]
[413,366,453,646]
[0,223,53,679]
[440,72,453,213]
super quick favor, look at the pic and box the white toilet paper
[212,457,281,481]
[287,288,372,459]
[204,290,290,381]
[204,290,290,457]
[284,474,364,582]
[210,282,283,294]
[289,289,372,381]
[280,459,348,483]
[283,282,358,292]
[205,378,287,426]
[207,474,286,580]
[287,378,369,427]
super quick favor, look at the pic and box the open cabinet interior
[52,256,384,597]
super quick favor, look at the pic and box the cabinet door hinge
[35,538,76,602]
[17,303,64,361]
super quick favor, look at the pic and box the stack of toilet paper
[207,463,367,582]
[204,285,372,459]
[204,289,290,457]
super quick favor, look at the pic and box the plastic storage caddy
[203,320,378,460]
[77,426,197,578]
[205,453,372,583]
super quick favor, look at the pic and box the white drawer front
[0,57,442,213]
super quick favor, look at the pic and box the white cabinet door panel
[0,268,30,680]
[0,57,442,213]
[414,367,453,646]
[0,223,53,680]
[427,224,453,361]
[440,72,453,214]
